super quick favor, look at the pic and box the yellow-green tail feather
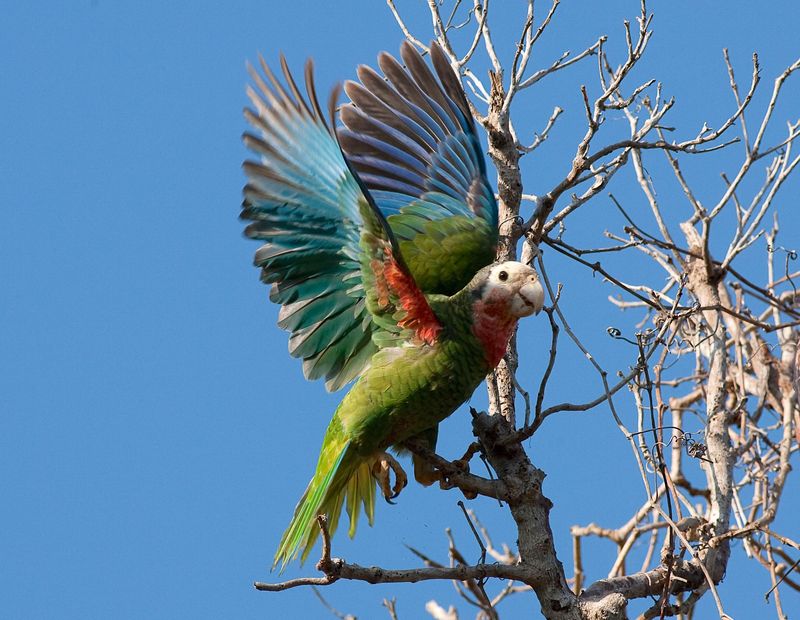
[345,458,376,537]
[273,424,377,571]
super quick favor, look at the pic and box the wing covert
[242,57,440,391]
[338,42,498,295]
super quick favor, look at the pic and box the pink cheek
[487,288,510,303]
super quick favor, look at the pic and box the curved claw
[430,456,477,499]
[452,453,479,499]
[451,458,470,472]
[371,452,408,503]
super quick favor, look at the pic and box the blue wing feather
[242,54,441,390]
[243,59,379,391]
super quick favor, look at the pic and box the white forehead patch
[488,261,532,285]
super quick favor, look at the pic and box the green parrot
[241,42,545,570]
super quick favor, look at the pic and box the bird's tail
[273,418,377,571]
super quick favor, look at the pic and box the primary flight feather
[241,42,545,570]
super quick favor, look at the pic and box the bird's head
[471,261,545,318]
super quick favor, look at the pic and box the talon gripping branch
[240,42,544,570]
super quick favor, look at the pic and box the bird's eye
[498,270,508,282]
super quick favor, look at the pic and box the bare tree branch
[263,5,800,618]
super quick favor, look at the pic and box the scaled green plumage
[275,291,491,565]
[240,43,544,570]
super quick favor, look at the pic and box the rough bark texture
[681,226,734,585]
[473,411,580,619]
[484,72,524,426]
[478,75,585,618]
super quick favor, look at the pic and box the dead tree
[257,2,799,618]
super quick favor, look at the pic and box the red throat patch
[383,251,442,345]
[471,295,518,368]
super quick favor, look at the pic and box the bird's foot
[371,452,408,504]
[456,442,482,469]
[414,458,469,487]
[447,456,478,499]
[451,457,471,473]
[414,450,478,498]
[436,443,481,499]
[457,443,484,499]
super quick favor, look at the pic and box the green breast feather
[240,43,543,570]
[338,292,489,453]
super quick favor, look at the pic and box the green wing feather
[338,42,498,295]
[242,56,441,391]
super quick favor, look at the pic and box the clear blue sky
[1,2,798,618]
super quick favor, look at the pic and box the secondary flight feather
[241,42,544,569]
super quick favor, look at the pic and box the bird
[240,41,545,570]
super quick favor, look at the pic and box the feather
[338,42,498,296]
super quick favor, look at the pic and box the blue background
[2,2,798,618]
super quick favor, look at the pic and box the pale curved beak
[513,277,545,318]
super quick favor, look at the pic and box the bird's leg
[422,441,479,482]
[405,426,441,487]
[445,442,482,499]
[452,441,481,472]
[412,442,482,499]
[371,452,408,503]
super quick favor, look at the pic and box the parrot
[240,41,545,570]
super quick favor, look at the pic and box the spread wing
[242,57,441,391]
[338,42,498,295]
